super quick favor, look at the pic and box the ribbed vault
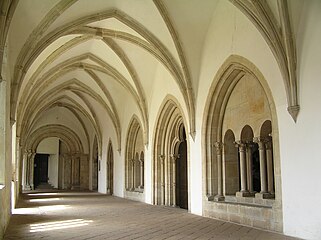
[6,0,300,195]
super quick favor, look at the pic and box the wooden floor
[4,190,299,240]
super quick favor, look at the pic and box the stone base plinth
[206,195,214,201]
[236,191,254,197]
[214,195,225,201]
[255,192,274,199]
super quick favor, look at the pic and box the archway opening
[107,142,114,195]
[125,116,144,194]
[33,154,49,189]
[153,98,188,209]
[176,126,188,209]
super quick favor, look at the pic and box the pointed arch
[152,95,189,209]
[202,55,282,231]
[125,115,144,193]
[106,139,114,195]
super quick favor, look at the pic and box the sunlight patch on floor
[27,193,59,196]
[30,219,93,232]
[13,205,71,215]
[29,198,60,202]
[39,205,70,211]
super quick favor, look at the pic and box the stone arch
[19,77,119,153]
[125,115,144,192]
[240,125,254,142]
[202,55,282,231]
[106,140,114,195]
[22,124,87,191]
[260,120,272,137]
[11,9,197,141]
[153,96,189,209]
[25,124,83,153]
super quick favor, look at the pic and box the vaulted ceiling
[4,0,303,153]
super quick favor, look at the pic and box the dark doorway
[34,154,49,188]
[176,128,188,209]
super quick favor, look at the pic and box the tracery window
[204,58,278,203]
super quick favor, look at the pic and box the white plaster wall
[147,63,190,206]
[48,154,58,188]
[37,137,59,188]
[193,0,286,218]
[194,1,321,239]
[37,137,59,154]
[94,96,124,197]
[279,1,321,239]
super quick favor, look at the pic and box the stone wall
[204,197,282,232]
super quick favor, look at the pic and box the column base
[23,185,32,191]
[214,195,225,201]
[206,194,214,201]
[255,192,275,199]
[236,191,253,197]
[139,185,144,190]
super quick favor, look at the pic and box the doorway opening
[176,126,188,209]
[33,154,49,189]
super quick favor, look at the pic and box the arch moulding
[202,54,283,231]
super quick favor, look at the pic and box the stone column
[63,154,72,189]
[22,151,30,190]
[126,158,129,190]
[106,160,110,193]
[254,137,270,199]
[164,154,168,205]
[159,155,165,205]
[206,147,214,201]
[235,141,250,197]
[58,154,65,189]
[139,160,144,189]
[246,142,255,194]
[170,154,179,206]
[214,142,224,201]
[131,159,135,191]
[71,154,81,190]
[28,152,36,190]
[265,139,275,195]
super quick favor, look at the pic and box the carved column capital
[170,154,179,162]
[265,138,273,150]
[214,142,223,153]
[158,154,165,164]
[253,137,268,150]
[234,140,246,151]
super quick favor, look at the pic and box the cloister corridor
[4,190,299,240]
